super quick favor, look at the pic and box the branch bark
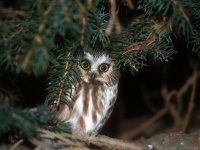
[38,129,150,150]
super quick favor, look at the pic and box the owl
[48,50,120,135]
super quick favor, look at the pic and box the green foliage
[85,10,110,47]
[46,42,82,106]
[0,104,71,142]
[138,0,192,35]
[0,0,87,75]
[0,0,200,147]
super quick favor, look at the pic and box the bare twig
[177,77,193,98]
[161,65,200,130]
[182,65,198,132]
[122,48,140,55]
[161,85,180,123]
[122,34,156,56]
[120,106,169,140]
[126,0,135,10]
[120,64,200,140]
[141,87,160,113]
[130,65,139,72]
[9,139,23,150]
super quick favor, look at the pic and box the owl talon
[90,131,98,137]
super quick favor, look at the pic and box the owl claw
[90,131,98,137]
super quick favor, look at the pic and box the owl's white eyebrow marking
[84,52,93,58]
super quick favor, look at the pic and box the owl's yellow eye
[81,60,90,70]
[99,63,109,72]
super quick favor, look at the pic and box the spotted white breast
[49,51,120,135]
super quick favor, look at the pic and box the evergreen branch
[106,0,116,35]
[37,0,42,10]
[6,24,30,43]
[130,64,139,72]
[138,0,192,35]
[59,0,71,23]
[22,50,32,71]
[44,0,57,16]
[21,0,59,71]
[35,35,49,59]
[106,0,122,35]
[46,43,81,108]
[87,0,92,11]
[122,48,140,55]
[80,17,87,45]
[85,11,110,46]
[74,0,86,45]
[1,0,200,149]
[115,17,174,72]
[109,20,153,71]
[0,104,71,140]
[75,0,86,19]
[188,33,200,53]
[170,0,189,22]
[57,52,71,106]
[115,13,122,33]
[121,34,156,55]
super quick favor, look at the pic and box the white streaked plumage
[51,51,120,135]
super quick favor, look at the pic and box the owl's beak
[90,73,96,82]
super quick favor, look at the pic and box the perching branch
[37,129,150,150]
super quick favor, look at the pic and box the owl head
[78,51,120,85]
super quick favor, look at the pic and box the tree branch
[38,129,150,150]
[9,139,23,150]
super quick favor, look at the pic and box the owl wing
[45,82,77,121]
[94,96,117,132]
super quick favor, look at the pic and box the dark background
[2,0,200,142]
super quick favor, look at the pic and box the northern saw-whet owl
[49,51,120,135]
